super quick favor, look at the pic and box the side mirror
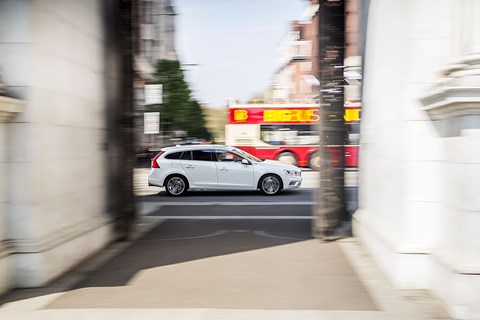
[241,159,251,165]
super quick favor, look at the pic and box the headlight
[284,170,301,176]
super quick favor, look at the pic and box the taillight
[151,152,163,168]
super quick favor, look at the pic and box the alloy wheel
[167,177,186,196]
[261,175,280,195]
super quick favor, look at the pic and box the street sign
[144,112,160,134]
[144,84,162,105]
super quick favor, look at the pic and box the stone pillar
[421,52,480,320]
[0,90,22,294]
[354,0,480,318]
[0,0,129,290]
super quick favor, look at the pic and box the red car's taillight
[151,152,163,168]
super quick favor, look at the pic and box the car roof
[161,144,233,153]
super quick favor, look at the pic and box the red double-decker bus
[225,99,360,170]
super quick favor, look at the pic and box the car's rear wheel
[259,174,282,195]
[276,151,297,166]
[165,175,188,196]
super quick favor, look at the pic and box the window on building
[143,39,154,61]
[300,61,312,72]
[299,41,312,56]
[143,0,154,24]
[300,78,311,94]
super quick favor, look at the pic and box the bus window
[260,125,319,145]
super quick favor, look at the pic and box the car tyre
[276,151,298,166]
[164,175,188,196]
[259,174,282,195]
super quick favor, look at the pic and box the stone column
[0,81,23,294]
[420,3,480,316]
[0,0,126,290]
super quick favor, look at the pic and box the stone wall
[354,0,480,318]
[0,0,131,292]
[0,95,22,294]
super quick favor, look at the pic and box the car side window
[191,150,213,161]
[180,151,192,160]
[215,151,242,162]
[165,152,182,160]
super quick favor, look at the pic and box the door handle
[219,167,227,171]
[185,165,194,169]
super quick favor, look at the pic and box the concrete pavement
[0,170,450,320]
[0,221,450,319]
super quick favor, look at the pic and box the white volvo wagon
[148,145,302,196]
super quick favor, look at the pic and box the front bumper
[284,176,302,189]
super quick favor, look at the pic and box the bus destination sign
[230,108,320,124]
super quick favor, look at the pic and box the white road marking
[142,230,229,241]
[147,202,315,206]
[151,216,314,220]
[253,231,307,240]
[142,229,309,242]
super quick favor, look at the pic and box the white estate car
[148,145,302,196]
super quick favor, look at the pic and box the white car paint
[148,145,302,196]
[216,160,255,189]
[180,158,218,188]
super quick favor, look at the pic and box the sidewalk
[0,214,450,320]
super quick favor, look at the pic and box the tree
[149,60,211,140]
[186,100,211,140]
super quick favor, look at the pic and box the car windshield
[231,147,264,163]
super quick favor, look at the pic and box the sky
[174,0,307,108]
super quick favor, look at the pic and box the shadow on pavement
[73,219,312,288]
[0,219,311,307]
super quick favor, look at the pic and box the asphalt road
[133,167,318,251]
[135,186,315,243]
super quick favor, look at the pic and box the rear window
[165,152,182,159]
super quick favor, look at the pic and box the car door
[214,150,254,189]
[180,149,218,188]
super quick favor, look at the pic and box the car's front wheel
[164,175,188,196]
[259,174,282,195]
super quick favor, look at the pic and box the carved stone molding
[420,54,480,136]
[0,95,23,122]
[0,241,12,259]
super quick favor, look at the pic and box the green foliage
[149,60,211,140]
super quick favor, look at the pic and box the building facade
[134,0,177,81]
[134,0,177,154]
[0,0,134,293]
[354,0,480,318]
[268,0,320,101]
